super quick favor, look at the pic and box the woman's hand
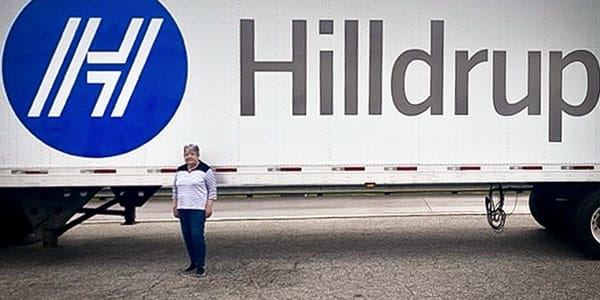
[205,200,214,218]
[172,197,179,218]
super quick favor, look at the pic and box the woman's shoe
[196,266,206,277]
[183,263,197,272]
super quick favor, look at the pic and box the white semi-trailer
[1,0,599,256]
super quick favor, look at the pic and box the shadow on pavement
[0,216,586,265]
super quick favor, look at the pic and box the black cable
[486,184,506,233]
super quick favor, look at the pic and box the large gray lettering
[320,51,333,115]
[240,19,306,116]
[369,20,383,115]
[319,20,334,115]
[454,50,487,115]
[493,51,541,116]
[345,20,358,115]
[549,50,600,142]
[391,20,444,116]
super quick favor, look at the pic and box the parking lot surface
[1,210,599,299]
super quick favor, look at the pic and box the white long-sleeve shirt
[172,161,217,210]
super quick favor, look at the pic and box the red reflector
[521,166,543,170]
[344,166,365,171]
[160,168,177,173]
[562,165,595,170]
[93,169,117,174]
[396,166,418,171]
[279,167,302,172]
[20,170,48,175]
[215,167,238,173]
[459,166,481,171]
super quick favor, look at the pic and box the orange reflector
[365,182,376,188]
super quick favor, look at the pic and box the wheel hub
[591,207,600,244]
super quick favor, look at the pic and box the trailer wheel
[0,201,33,246]
[573,191,600,259]
[529,187,562,232]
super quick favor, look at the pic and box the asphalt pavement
[3,192,598,300]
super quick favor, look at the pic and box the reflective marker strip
[11,169,48,175]
[267,167,302,172]
[448,166,481,171]
[385,166,418,171]
[150,167,239,173]
[510,166,543,170]
[561,165,595,170]
[278,167,302,172]
[215,167,238,173]
[332,166,365,171]
[81,169,117,174]
[147,168,177,173]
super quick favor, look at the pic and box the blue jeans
[178,209,206,267]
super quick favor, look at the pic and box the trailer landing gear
[45,186,161,246]
[0,186,160,247]
[13,187,101,247]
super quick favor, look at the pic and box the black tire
[0,200,33,246]
[529,187,563,232]
[573,190,600,259]
[529,188,546,227]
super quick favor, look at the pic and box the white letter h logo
[27,17,163,118]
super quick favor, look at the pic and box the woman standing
[172,144,217,277]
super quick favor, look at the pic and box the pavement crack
[250,278,261,289]
[422,197,433,212]
[146,271,168,294]
[149,278,164,291]
[402,282,416,296]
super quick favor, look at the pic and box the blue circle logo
[2,0,187,157]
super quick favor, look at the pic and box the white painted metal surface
[1,0,599,187]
